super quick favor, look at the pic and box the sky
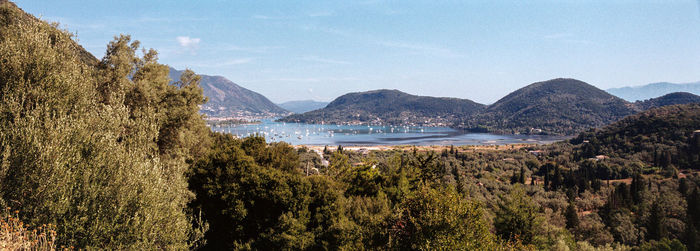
[14,0,700,104]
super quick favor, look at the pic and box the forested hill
[459,78,637,135]
[169,67,288,117]
[277,89,485,126]
[634,92,700,111]
[572,103,700,170]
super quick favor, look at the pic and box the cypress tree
[679,178,690,197]
[551,165,562,191]
[687,189,700,251]
[544,164,550,191]
[647,200,666,241]
[565,202,579,229]
[631,173,645,205]
[689,189,700,230]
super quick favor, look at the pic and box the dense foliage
[0,1,208,248]
[187,134,506,250]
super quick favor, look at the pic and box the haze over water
[210,120,568,146]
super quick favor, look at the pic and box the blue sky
[15,0,700,104]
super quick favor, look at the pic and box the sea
[209,119,569,146]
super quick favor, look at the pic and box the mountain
[278,100,329,114]
[461,78,637,135]
[634,92,700,110]
[278,89,485,126]
[607,81,700,102]
[168,67,288,117]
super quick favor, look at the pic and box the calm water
[209,119,569,146]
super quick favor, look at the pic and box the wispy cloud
[254,12,334,20]
[543,32,597,45]
[45,15,207,32]
[264,78,322,83]
[252,14,273,19]
[217,58,254,66]
[39,16,108,32]
[358,0,384,5]
[177,36,200,47]
[377,41,460,58]
[308,11,334,17]
[252,14,292,20]
[220,44,284,53]
[302,25,460,58]
[135,16,209,23]
[307,26,353,37]
[564,39,596,45]
[186,58,254,68]
[383,9,405,15]
[176,36,201,55]
[544,33,573,39]
[301,55,351,65]
[244,76,358,83]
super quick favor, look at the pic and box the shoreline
[211,119,571,146]
[297,143,542,153]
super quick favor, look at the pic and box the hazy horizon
[16,0,700,103]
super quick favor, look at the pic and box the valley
[275,79,700,136]
[3,1,700,250]
[211,119,567,146]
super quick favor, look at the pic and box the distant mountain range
[279,79,700,135]
[277,89,485,126]
[606,81,700,102]
[164,67,700,135]
[277,100,329,114]
[168,67,288,117]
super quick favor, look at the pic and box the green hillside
[460,78,637,135]
[572,103,700,170]
[278,89,485,126]
[634,92,700,110]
